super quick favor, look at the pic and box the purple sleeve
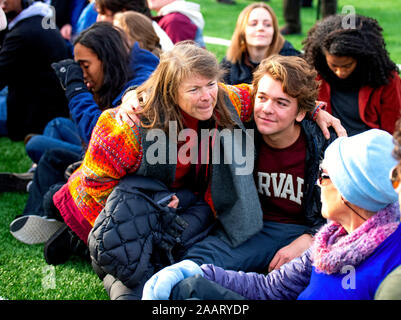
[200,249,313,300]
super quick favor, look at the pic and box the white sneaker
[10,215,65,245]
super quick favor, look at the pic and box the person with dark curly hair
[302,14,401,136]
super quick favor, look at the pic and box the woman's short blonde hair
[226,2,285,63]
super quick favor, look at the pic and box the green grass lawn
[202,0,401,64]
[0,0,400,300]
[0,138,108,299]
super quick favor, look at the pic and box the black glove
[155,207,188,264]
[162,206,188,232]
[51,59,87,100]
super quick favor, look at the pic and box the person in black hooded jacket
[0,0,70,140]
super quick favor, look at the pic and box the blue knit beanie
[323,129,399,212]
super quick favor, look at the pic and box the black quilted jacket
[88,175,214,291]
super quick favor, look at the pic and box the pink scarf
[312,203,400,274]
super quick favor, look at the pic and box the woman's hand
[316,109,347,139]
[268,234,314,272]
[116,89,142,127]
[167,195,179,209]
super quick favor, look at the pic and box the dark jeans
[283,0,337,30]
[23,148,81,218]
[184,220,309,273]
[25,117,82,164]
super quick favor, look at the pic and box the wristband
[312,101,327,121]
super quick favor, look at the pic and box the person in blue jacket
[75,1,98,36]
[142,128,401,300]
[24,22,159,164]
[8,22,158,248]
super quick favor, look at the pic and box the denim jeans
[0,87,8,136]
[184,220,310,273]
[25,117,83,163]
[23,148,81,217]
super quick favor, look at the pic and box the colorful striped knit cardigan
[54,83,254,236]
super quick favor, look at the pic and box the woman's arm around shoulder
[79,108,143,195]
[218,82,254,123]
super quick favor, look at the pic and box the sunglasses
[389,165,401,193]
[317,167,330,187]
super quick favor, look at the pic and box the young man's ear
[295,110,307,122]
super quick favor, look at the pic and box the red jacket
[317,71,401,134]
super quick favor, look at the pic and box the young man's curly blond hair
[252,55,320,114]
